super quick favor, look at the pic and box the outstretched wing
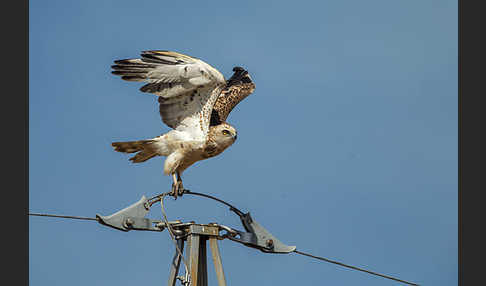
[210,67,256,126]
[112,50,226,139]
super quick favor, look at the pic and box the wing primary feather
[114,59,147,65]
[111,70,147,76]
[111,64,155,70]
[121,75,146,82]
[141,51,187,65]
[140,54,178,65]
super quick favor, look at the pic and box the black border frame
[14,1,479,285]
[458,0,484,285]
[5,0,28,285]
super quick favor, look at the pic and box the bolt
[266,239,274,248]
[173,229,184,236]
[125,218,134,228]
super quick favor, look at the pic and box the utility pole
[96,192,296,286]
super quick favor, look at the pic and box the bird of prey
[111,50,255,197]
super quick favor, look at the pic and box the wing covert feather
[210,67,255,126]
[112,50,226,138]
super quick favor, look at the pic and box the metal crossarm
[96,195,296,254]
[95,194,296,285]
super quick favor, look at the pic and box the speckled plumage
[110,51,254,188]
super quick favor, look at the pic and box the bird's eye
[222,130,230,136]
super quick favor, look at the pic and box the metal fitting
[266,239,274,248]
[124,218,134,228]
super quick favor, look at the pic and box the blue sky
[29,1,457,285]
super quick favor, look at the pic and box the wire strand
[29,213,98,221]
[293,249,420,286]
[159,194,191,285]
[181,190,245,217]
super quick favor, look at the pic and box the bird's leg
[176,172,184,197]
[171,173,179,199]
[170,172,184,199]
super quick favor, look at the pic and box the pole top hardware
[96,194,296,254]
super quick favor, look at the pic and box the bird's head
[211,123,238,148]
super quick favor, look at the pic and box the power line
[29,213,98,221]
[293,249,420,286]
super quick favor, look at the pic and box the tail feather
[129,150,157,163]
[111,140,158,163]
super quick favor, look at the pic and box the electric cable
[293,249,420,286]
[28,213,98,221]
[158,193,191,285]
